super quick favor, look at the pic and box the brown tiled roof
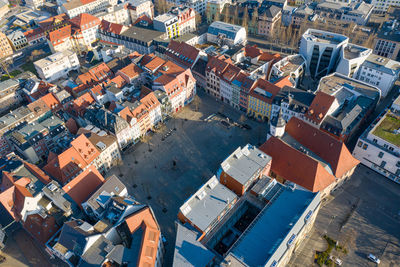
[165,40,199,68]
[23,214,59,244]
[140,92,160,112]
[40,92,61,110]
[100,20,126,35]
[48,25,71,45]
[132,14,153,26]
[62,165,105,207]
[44,147,88,185]
[118,64,142,80]
[69,13,100,30]
[305,91,336,124]
[284,117,359,178]
[70,134,100,165]
[259,137,335,192]
[124,207,160,267]
[249,78,281,104]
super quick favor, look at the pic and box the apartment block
[34,50,80,82]
[353,96,400,184]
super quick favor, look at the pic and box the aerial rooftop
[179,176,237,232]
[303,29,348,45]
[372,111,400,147]
[343,43,371,60]
[363,54,400,75]
[318,72,380,100]
[229,184,320,266]
[219,144,271,185]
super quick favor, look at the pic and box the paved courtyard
[108,91,265,266]
[289,165,400,267]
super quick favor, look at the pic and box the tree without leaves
[233,6,239,25]
[250,9,258,35]
[195,12,202,27]
[0,58,11,77]
[242,6,249,30]
[223,6,229,23]
[192,95,201,111]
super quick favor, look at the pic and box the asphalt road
[289,165,400,267]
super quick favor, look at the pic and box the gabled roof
[63,166,105,207]
[249,78,281,104]
[124,207,160,267]
[100,20,126,35]
[165,40,199,68]
[284,117,359,177]
[305,91,336,124]
[40,92,61,110]
[206,55,232,75]
[118,63,142,79]
[70,134,101,165]
[259,137,335,192]
[140,92,160,112]
[44,147,88,185]
[48,25,71,45]
[69,13,101,29]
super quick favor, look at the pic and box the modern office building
[300,29,348,79]
[207,21,247,47]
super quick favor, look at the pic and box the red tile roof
[40,92,61,110]
[118,64,142,80]
[70,134,100,165]
[132,14,153,27]
[69,13,101,30]
[23,214,59,244]
[284,117,359,178]
[305,91,336,124]
[65,118,79,134]
[206,55,232,75]
[260,137,335,192]
[70,92,95,116]
[124,207,160,267]
[39,13,69,32]
[165,40,199,68]
[62,165,105,207]
[48,25,71,45]
[100,19,126,35]
[140,92,160,112]
[44,147,87,185]
[249,78,281,104]
[274,76,294,88]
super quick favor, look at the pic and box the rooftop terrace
[372,112,400,147]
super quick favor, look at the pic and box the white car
[330,256,343,266]
[367,254,380,264]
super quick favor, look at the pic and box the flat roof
[179,176,237,232]
[121,26,164,43]
[173,223,215,267]
[303,29,348,45]
[220,144,272,185]
[372,112,400,147]
[343,43,370,60]
[230,186,319,266]
[318,73,380,100]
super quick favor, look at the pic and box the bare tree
[195,12,202,28]
[29,49,45,62]
[141,134,152,152]
[223,6,230,23]
[0,58,11,78]
[250,9,258,35]
[233,6,239,25]
[242,6,249,30]
[192,95,201,111]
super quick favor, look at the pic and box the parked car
[329,256,342,266]
[242,124,252,130]
[367,254,380,264]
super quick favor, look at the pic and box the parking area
[0,228,66,267]
[289,165,400,267]
[108,91,265,266]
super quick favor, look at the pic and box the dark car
[242,124,252,130]
[220,120,230,128]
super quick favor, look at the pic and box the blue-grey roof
[230,186,320,266]
[173,223,215,267]
[208,21,245,40]
[179,176,237,232]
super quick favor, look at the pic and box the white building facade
[352,101,400,184]
[34,50,80,82]
[355,54,400,97]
